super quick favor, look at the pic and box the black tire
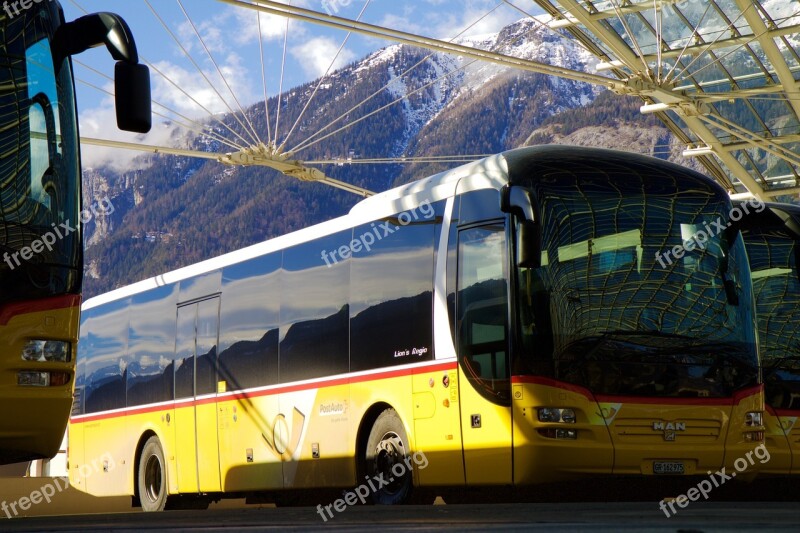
[364,408,413,505]
[138,436,168,512]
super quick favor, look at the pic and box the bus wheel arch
[357,404,414,505]
[135,433,168,512]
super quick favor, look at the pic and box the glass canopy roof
[532,0,800,200]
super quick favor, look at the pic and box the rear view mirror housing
[53,12,151,133]
[115,62,151,133]
[501,185,541,268]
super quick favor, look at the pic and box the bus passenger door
[174,298,222,494]
[456,224,513,484]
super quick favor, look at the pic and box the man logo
[653,421,686,441]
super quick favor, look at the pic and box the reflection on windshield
[743,216,800,408]
[0,9,80,300]
[515,174,757,398]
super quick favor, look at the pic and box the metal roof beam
[549,0,681,29]
[734,0,800,122]
[214,0,620,90]
[546,0,654,76]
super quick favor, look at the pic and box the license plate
[653,461,685,474]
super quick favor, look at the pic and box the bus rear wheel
[364,408,413,505]
[138,436,167,512]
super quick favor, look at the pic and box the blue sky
[60,1,543,168]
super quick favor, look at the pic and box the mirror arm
[52,13,139,71]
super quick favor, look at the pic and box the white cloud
[177,16,228,55]
[79,103,192,173]
[291,37,357,78]
[233,1,309,44]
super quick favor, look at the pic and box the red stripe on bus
[71,360,458,424]
[512,376,762,406]
[512,375,595,400]
[0,294,81,326]
[766,405,800,418]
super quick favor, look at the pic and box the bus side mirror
[115,62,151,133]
[518,221,541,269]
[501,185,541,268]
[53,12,152,133]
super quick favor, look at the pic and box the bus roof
[82,146,716,311]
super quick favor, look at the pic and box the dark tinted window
[127,285,178,406]
[350,203,436,371]
[459,188,502,225]
[83,299,130,413]
[219,254,281,390]
[280,231,351,382]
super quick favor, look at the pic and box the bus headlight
[21,340,70,362]
[745,412,762,427]
[44,341,70,362]
[538,408,576,423]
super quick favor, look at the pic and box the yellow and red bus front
[511,378,765,484]
[0,295,80,464]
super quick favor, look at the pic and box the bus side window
[457,224,510,403]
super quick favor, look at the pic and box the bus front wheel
[364,408,413,505]
[138,436,167,512]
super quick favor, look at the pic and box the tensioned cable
[177,0,263,146]
[144,0,261,146]
[142,58,254,149]
[661,0,714,84]
[76,77,244,152]
[274,3,291,144]
[257,11,273,144]
[289,1,507,154]
[607,0,653,79]
[280,0,372,151]
[669,2,757,83]
[73,60,244,151]
[292,57,477,155]
[69,0,249,150]
[215,0,617,87]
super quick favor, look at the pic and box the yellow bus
[740,202,800,474]
[68,146,764,511]
[0,3,150,464]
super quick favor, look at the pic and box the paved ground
[0,476,798,531]
[0,502,798,532]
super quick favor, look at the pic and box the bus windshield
[0,6,81,301]
[516,171,758,398]
[742,206,800,409]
